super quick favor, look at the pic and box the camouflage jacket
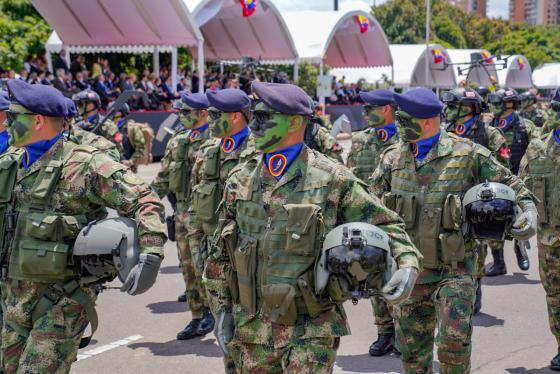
[123,120,146,165]
[521,106,548,128]
[519,132,560,247]
[70,125,121,162]
[217,146,420,343]
[346,127,398,182]
[307,125,343,163]
[370,131,534,284]
[543,109,560,134]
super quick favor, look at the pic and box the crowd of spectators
[329,77,367,105]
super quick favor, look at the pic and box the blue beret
[7,79,67,117]
[359,89,395,106]
[393,88,443,119]
[251,82,313,115]
[0,90,9,111]
[181,92,209,109]
[63,97,77,118]
[206,89,250,112]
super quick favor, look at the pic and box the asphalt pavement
[70,160,557,374]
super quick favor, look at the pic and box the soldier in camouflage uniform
[112,104,147,173]
[304,118,344,163]
[151,93,214,340]
[371,88,537,374]
[442,87,510,314]
[188,88,254,373]
[1,79,166,374]
[519,127,560,370]
[520,91,548,128]
[214,82,421,373]
[346,89,400,356]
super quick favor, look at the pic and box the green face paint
[363,105,385,128]
[443,104,473,125]
[489,103,503,117]
[209,109,234,138]
[250,104,293,153]
[6,108,36,147]
[179,109,199,129]
[395,110,424,142]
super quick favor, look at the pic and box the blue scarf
[0,131,9,155]
[188,123,209,141]
[497,113,514,130]
[375,123,397,143]
[117,119,126,130]
[554,129,560,144]
[87,113,99,124]
[410,131,441,161]
[455,116,477,137]
[23,132,64,170]
[265,143,304,181]
[221,127,249,154]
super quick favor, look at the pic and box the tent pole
[64,47,71,67]
[191,55,195,74]
[198,39,205,93]
[153,46,160,77]
[425,0,430,86]
[293,57,299,83]
[46,51,53,74]
[172,47,178,94]
[319,61,325,107]
[220,61,224,75]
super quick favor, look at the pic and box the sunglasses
[252,110,284,123]
[363,104,384,115]
[6,110,36,125]
[208,108,224,121]
[395,110,420,125]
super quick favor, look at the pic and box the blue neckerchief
[375,123,397,143]
[22,132,63,170]
[221,127,249,154]
[0,131,9,155]
[86,113,98,123]
[117,119,126,130]
[455,116,477,137]
[188,123,209,141]
[497,113,514,130]
[554,129,560,144]
[410,131,441,161]
[265,143,304,181]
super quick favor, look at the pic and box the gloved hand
[215,311,234,356]
[382,267,418,304]
[120,253,162,295]
[511,208,537,241]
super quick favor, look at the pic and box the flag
[481,50,493,64]
[355,15,369,33]
[239,0,256,17]
[517,57,526,71]
[432,48,444,64]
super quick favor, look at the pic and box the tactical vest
[8,143,90,283]
[231,156,337,325]
[382,136,473,269]
[464,119,489,149]
[0,151,22,266]
[498,114,529,175]
[352,129,389,182]
[167,132,194,202]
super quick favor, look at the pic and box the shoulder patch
[89,153,127,179]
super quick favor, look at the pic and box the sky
[273,0,511,19]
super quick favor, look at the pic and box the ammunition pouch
[232,235,257,315]
[166,215,176,242]
[192,181,220,225]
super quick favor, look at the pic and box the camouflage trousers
[538,241,560,347]
[370,295,394,334]
[395,275,475,374]
[228,337,339,374]
[1,280,91,374]
[476,240,504,279]
[176,204,208,319]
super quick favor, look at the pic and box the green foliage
[296,63,320,97]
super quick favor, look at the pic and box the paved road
[71,162,556,374]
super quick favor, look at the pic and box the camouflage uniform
[121,120,147,173]
[70,125,121,162]
[72,117,124,156]
[151,126,211,319]
[217,146,420,373]
[347,127,398,336]
[371,131,534,373]
[1,138,166,374]
[519,132,560,348]
[307,125,343,163]
[521,106,549,128]
[543,109,560,134]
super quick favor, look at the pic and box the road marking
[77,335,143,361]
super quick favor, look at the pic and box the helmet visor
[465,199,515,240]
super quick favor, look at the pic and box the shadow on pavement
[473,312,505,327]
[159,266,182,274]
[336,353,403,373]
[482,272,541,286]
[506,367,553,373]
[147,301,189,314]
[128,338,222,358]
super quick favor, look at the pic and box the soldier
[346,89,399,356]
[113,104,150,173]
[151,93,214,340]
[442,87,510,314]
[370,87,537,374]
[519,90,548,128]
[485,88,540,276]
[213,82,421,373]
[304,117,344,163]
[520,126,560,371]
[189,88,254,372]
[1,79,166,373]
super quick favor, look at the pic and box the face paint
[443,104,473,125]
[490,103,503,117]
[6,109,36,147]
[209,110,233,138]
[179,109,199,129]
[250,110,292,153]
[395,110,424,143]
[363,105,385,127]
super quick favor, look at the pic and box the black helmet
[72,90,101,118]
[476,86,490,100]
[108,102,130,117]
[442,88,484,114]
[488,88,519,107]
[519,91,537,110]
[463,182,517,241]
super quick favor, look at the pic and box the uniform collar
[375,123,397,144]
[188,123,209,142]
[221,127,249,154]
[497,112,514,130]
[22,132,64,170]
[0,131,9,155]
[86,113,99,123]
[264,142,304,181]
[410,131,441,161]
[455,116,477,137]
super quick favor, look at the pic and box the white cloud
[487,0,509,19]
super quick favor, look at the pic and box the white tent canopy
[497,55,533,88]
[188,0,297,62]
[284,10,392,68]
[32,0,204,92]
[447,49,499,87]
[532,63,560,89]
[330,44,456,89]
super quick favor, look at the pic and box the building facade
[509,0,560,24]
[447,0,487,17]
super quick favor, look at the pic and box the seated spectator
[74,71,90,90]
[52,68,74,98]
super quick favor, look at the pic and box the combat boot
[485,250,506,277]
[197,309,215,336]
[514,240,530,271]
[369,330,395,356]
[551,350,560,371]
[177,292,187,303]
[177,318,201,340]
[474,282,482,315]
